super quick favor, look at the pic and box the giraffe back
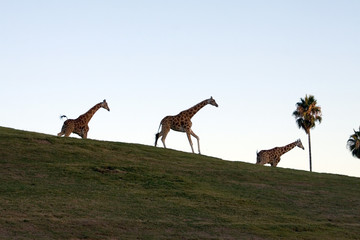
[256,139,304,166]
[58,100,110,139]
[256,147,281,165]
[160,115,191,132]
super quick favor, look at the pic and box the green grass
[1,126,360,239]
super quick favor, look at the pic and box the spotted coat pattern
[155,97,218,154]
[256,139,304,167]
[57,100,110,139]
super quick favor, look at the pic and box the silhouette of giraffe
[155,97,218,154]
[256,139,304,167]
[57,100,110,139]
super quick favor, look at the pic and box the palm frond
[293,95,322,134]
[347,127,360,159]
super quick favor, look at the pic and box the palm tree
[347,127,360,159]
[292,95,322,172]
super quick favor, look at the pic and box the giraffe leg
[271,158,280,167]
[57,132,64,137]
[82,126,89,139]
[258,157,267,165]
[186,131,195,153]
[275,158,281,167]
[82,132,87,139]
[190,130,201,154]
[64,128,72,137]
[58,124,66,137]
[160,128,170,149]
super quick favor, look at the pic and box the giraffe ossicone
[57,99,110,139]
[155,96,218,154]
[256,139,304,167]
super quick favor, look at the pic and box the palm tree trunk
[308,131,312,172]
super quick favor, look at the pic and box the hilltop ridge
[1,126,360,239]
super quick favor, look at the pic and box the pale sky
[1,1,360,177]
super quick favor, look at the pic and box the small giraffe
[155,97,218,154]
[57,100,110,139]
[256,139,304,167]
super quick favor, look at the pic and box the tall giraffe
[155,97,218,154]
[256,139,304,167]
[57,100,110,139]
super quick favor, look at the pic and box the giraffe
[154,97,218,154]
[256,139,304,167]
[57,99,110,139]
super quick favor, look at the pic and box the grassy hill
[1,126,360,239]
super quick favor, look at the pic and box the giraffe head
[101,99,110,111]
[296,139,305,150]
[208,97,218,107]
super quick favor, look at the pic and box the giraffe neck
[78,103,102,124]
[277,141,298,156]
[182,99,209,119]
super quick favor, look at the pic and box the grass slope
[1,126,360,239]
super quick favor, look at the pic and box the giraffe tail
[155,133,160,147]
[256,150,261,164]
[155,123,162,147]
